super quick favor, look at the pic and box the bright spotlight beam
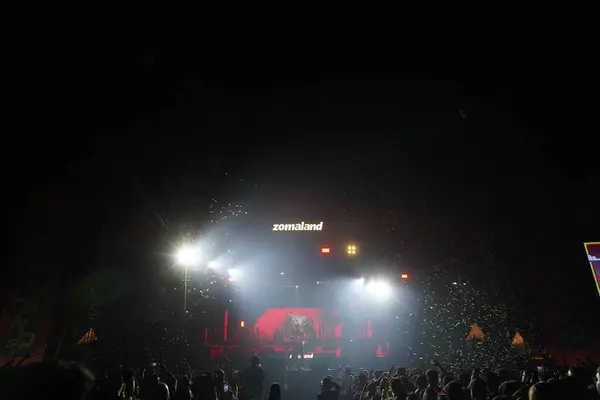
[366,280,392,298]
[176,246,199,267]
[228,268,241,279]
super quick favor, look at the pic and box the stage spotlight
[352,277,365,289]
[346,244,358,256]
[176,246,199,267]
[228,268,241,281]
[366,280,392,297]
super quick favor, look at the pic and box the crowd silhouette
[1,354,599,400]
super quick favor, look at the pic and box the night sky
[3,16,599,352]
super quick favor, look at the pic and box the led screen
[253,308,343,342]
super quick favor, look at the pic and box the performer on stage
[285,313,308,369]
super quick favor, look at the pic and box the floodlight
[176,246,199,267]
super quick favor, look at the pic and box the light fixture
[366,280,392,298]
[346,244,358,256]
[228,268,241,282]
[176,246,199,266]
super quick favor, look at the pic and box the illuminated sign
[400,273,409,280]
[272,221,323,231]
[321,247,331,254]
[289,353,314,359]
[584,242,600,297]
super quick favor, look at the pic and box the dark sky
[3,17,599,335]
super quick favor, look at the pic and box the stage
[209,307,392,366]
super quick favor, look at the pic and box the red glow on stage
[376,344,384,358]
[253,308,343,340]
[209,309,392,361]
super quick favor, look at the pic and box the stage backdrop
[253,308,343,341]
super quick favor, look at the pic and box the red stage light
[321,247,331,254]
[400,273,409,280]
[240,320,245,328]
